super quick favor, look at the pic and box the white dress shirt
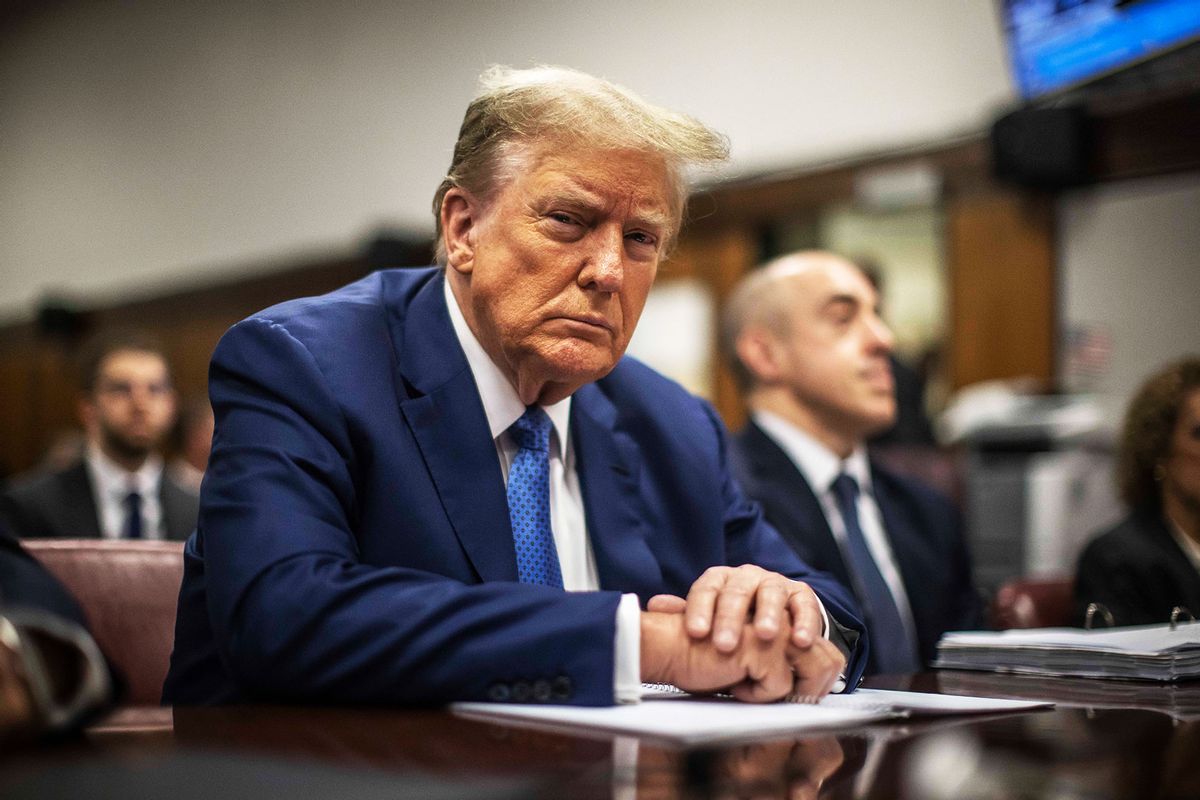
[84,444,167,540]
[752,410,921,652]
[444,278,643,702]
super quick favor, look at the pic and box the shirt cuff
[813,594,848,694]
[613,593,643,704]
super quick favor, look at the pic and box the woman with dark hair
[1074,357,1200,626]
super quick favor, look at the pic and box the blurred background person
[724,251,981,675]
[855,258,936,448]
[1074,356,1200,626]
[0,332,197,541]
[168,398,214,496]
[34,429,87,476]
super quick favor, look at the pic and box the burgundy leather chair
[990,576,1075,629]
[23,539,184,705]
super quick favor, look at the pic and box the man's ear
[440,188,481,274]
[735,328,785,384]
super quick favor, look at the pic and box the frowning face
[443,144,674,405]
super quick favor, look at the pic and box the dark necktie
[507,406,563,588]
[830,473,919,674]
[123,490,144,539]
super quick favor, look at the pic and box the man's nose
[128,385,156,407]
[579,227,625,293]
[866,313,895,352]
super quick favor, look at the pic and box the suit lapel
[742,423,850,586]
[60,462,101,538]
[572,382,662,599]
[390,271,517,583]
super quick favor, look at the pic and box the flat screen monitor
[1000,0,1200,99]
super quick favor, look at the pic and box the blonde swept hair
[431,65,729,263]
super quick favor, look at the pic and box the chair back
[23,539,184,705]
[990,575,1074,629]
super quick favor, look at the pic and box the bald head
[723,251,897,456]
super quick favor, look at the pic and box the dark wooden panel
[945,190,1056,390]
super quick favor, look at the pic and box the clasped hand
[639,565,845,703]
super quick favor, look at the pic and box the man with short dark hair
[724,252,980,674]
[0,332,198,541]
[165,66,867,707]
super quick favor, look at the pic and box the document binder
[934,620,1200,682]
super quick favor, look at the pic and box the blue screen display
[1002,0,1200,99]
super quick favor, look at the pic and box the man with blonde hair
[724,251,979,675]
[166,67,866,706]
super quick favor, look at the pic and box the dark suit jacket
[731,421,980,672]
[0,461,198,542]
[1074,510,1200,627]
[0,524,88,626]
[163,268,866,707]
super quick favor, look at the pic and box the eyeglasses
[95,380,173,399]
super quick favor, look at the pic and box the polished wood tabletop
[5,672,1200,799]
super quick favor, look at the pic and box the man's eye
[626,231,657,247]
[548,213,576,225]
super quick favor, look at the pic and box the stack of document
[938,671,1200,722]
[452,688,1050,746]
[934,621,1200,681]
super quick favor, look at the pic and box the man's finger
[646,594,687,614]
[786,583,824,648]
[751,578,789,640]
[708,566,764,652]
[683,567,729,639]
[788,639,845,701]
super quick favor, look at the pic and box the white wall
[1058,172,1200,428]
[0,1,1014,321]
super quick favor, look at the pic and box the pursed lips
[552,314,616,335]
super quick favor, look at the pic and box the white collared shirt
[444,277,643,702]
[84,444,167,540]
[752,410,920,651]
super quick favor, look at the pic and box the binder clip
[1084,603,1114,630]
[1169,606,1195,631]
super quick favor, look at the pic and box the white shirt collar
[443,275,571,458]
[751,409,872,496]
[1166,514,1200,574]
[85,442,163,499]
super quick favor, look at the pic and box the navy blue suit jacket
[164,268,866,706]
[732,422,980,672]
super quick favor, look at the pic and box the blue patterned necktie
[507,406,563,588]
[830,473,920,674]
[123,490,144,539]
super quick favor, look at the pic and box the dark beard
[100,427,153,465]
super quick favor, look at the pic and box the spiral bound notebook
[934,620,1200,682]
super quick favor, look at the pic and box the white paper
[453,695,896,745]
[824,688,1052,716]
[451,688,1050,745]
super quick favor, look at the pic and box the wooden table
[5,673,1199,799]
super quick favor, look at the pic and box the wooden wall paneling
[944,189,1056,391]
[667,224,758,429]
